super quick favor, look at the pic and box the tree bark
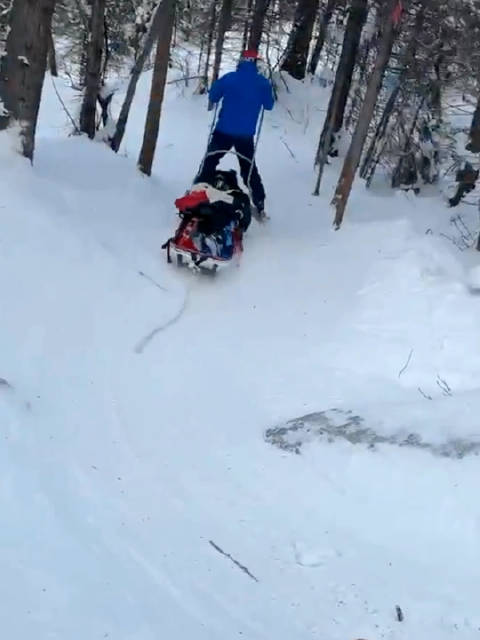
[281,0,319,80]
[47,24,58,76]
[198,0,218,92]
[331,0,402,229]
[212,0,233,83]
[361,2,425,184]
[79,0,106,139]
[242,0,254,51]
[308,0,337,76]
[138,0,175,176]
[313,0,367,193]
[0,0,56,162]
[248,0,271,52]
[467,94,480,153]
[110,0,167,153]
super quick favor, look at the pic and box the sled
[162,172,248,275]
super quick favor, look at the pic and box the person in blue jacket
[196,49,274,220]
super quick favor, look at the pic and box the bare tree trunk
[183,0,192,40]
[281,0,319,80]
[242,0,253,51]
[361,2,425,184]
[198,0,218,92]
[48,24,58,76]
[110,0,167,153]
[308,0,336,76]
[331,0,402,229]
[248,0,271,52]
[212,0,233,83]
[0,0,56,162]
[79,0,106,139]
[313,0,367,194]
[467,94,480,153]
[138,0,175,176]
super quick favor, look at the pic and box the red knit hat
[241,49,260,61]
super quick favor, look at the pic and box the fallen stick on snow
[209,540,259,583]
[398,348,413,378]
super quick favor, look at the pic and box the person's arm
[262,78,275,111]
[209,74,228,105]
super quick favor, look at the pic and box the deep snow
[1,64,480,640]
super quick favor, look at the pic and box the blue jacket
[209,61,274,137]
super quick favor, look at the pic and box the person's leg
[233,136,266,211]
[195,130,232,184]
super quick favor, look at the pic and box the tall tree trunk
[248,0,271,52]
[331,0,402,229]
[281,0,319,80]
[313,0,367,194]
[308,0,337,76]
[212,0,233,83]
[47,24,58,76]
[138,0,175,176]
[0,0,56,162]
[360,2,425,184]
[242,0,253,51]
[110,0,167,153]
[79,0,106,139]
[467,94,480,153]
[199,0,218,92]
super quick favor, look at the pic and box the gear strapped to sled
[162,169,251,272]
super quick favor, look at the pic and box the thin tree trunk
[467,94,480,153]
[308,0,336,76]
[110,0,166,153]
[48,24,58,76]
[212,0,233,83]
[281,0,319,80]
[200,0,218,91]
[248,0,271,52]
[313,0,367,194]
[242,0,253,51]
[331,0,402,229]
[0,0,57,162]
[361,2,425,183]
[79,0,106,139]
[138,0,175,176]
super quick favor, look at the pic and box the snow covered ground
[1,63,480,639]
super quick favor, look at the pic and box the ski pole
[196,103,219,180]
[246,107,265,194]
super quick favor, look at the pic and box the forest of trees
[1,0,480,228]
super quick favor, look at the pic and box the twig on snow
[280,137,297,160]
[436,375,452,396]
[209,540,259,583]
[398,348,414,378]
[418,387,433,400]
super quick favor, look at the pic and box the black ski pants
[196,129,266,209]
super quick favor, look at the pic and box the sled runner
[162,169,251,273]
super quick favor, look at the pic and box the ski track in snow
[1,70,480,639]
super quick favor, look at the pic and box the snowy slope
[1,68,480,640]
